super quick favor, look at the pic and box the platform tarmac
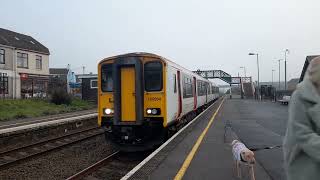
[124,97,288,180]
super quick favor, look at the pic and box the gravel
[0,134,118,180]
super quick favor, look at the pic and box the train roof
[99,52,217,86]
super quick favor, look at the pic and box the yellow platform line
[174,98,225,180]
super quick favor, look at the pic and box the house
[76,73,97,103]
[0,28,50,98]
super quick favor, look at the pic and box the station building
[0,28,50,99]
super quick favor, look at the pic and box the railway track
[66,151,150,180]
[0,127,104,169]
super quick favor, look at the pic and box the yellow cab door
[121,67,136,121]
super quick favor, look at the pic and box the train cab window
[101,64,113,92]
[144,62,163,91]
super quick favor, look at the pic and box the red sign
[20,73,28,80]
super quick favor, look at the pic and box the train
[98,52,220,151]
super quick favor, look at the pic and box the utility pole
[284,49,289,90]
[249,53,260,100]
[278,59,283,90]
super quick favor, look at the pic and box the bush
[50,88,72,105]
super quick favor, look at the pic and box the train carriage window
[197,81,201,96]
[144,62,163,91]
[183,76,193,98]
[101,64,113,92]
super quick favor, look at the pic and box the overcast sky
[1,0,319,83]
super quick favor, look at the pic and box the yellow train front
[98,52,219,152]
[98,53,167,151]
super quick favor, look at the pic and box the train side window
[197,81,202,96]
[144,62,163,91]
[101,64,113,92]
[183,76,193,98]
[174,74,177,93]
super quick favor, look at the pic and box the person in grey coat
[283,56,320,180]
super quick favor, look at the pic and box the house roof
[299,55,320,82]
[0,28,49,55]
[49,68,69,75]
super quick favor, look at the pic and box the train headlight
[151,109,157,115]
[104,108,114,115]
[146,108,161,115]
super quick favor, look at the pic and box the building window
[0,73,8,94]
[90,79,98,89]
[36,55,42,70]
[0,49,4,64]
[144,62,163,91]
[17,52,28,68]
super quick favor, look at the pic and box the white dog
[231,140,256,180]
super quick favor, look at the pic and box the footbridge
[193,70,255,98]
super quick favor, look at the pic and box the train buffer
[122,96,288,180]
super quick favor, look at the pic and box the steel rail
[0,127,104,169]
[66,151,120,180]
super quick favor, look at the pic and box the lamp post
[240,66,247,77]
[249,53,260,99]
[272,69,275,87]
[278,59,283,90]
[284,49,289,90]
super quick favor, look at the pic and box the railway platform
[0,109,96,130]
[123,96,288,180]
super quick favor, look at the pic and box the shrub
[50,88,72,105]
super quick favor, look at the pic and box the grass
[0,98,95,121]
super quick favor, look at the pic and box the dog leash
[250,145,282,152]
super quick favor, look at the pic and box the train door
[193,77,197,110]
[120,67,136,121]
[177,70,182,117]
